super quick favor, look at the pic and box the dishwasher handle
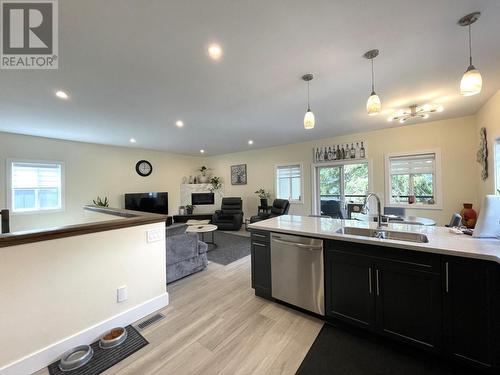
[272,238,323,250]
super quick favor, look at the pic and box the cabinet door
[251,240,272,298]
[325,250,375,329]
[443,258,496,369]
[375,260,441,350]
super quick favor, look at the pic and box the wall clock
[135,160,153,177]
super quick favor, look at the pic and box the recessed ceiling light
[207,43,223,60]
[55,90,69,100]
[248,140,254,145]
[129,138,136,143]
[200,149,205,154]
[176,120,184,128]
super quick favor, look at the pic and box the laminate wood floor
[35,255,323,375]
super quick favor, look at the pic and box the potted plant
[93,196,109,207]
[209,176,222,193]
[185,204,195,215]
[198,166,210,183]
[255,189,271,207]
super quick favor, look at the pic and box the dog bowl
[99,327,128,349]
[59,345,93,372]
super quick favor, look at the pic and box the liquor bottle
[333,146,337,160]
[350,143,355,158]
[328,147,333,161]
[346,144,349,159]
[360,141,366,158]
[324,147,329,161]
[356,142,360,158]
[319,148,324,161]
[341,145,345,159]
[315,148,320,162]
[336,145,341,160]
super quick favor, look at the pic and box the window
[8,161,64,213]
[315,162,369,214]
[275,164,303,203]
[385,151,442,208]
[495,139,500,194]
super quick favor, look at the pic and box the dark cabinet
[325,241,442,351]
[375,259,441,349]
[325,250,375,329]
[250,230,272,298]
[443,257,499,370]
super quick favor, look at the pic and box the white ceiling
[1,0,500,156]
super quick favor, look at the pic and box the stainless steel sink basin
[336,227,429,243]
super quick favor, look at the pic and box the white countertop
[248,215,500,264]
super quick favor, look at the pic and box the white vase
[199,175,209,183]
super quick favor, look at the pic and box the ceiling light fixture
[129,138,136,143]
[207,43,223,60]
[248,140,253,145]
[363,49,381,116]
[302,74,315,130]
[176,120,184,128]
[459,12,482,96]
[387,104,444,124]
[55,90,69,100]
[200,149,205,154]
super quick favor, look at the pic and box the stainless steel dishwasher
[270,233,324,315]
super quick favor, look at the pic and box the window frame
[274,162,304,204]
[311,159,373,215]
[495,138,500,195]
[6,159,66,215]
[384,149,442,210]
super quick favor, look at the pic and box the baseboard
[0,292,169,375]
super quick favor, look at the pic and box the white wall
[0,222,167,372]
[205,116,479,226]
[476,89,500,207]
[0,132,202,231]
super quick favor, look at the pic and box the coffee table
[186,224,217,250]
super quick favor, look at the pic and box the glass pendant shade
[460,65,482,96]
[304,109,315,129]
[366,91,381,115]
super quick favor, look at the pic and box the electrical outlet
[147,228,163,243]
[117,285,128,303]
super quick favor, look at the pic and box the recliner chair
[212,197,244,230]
[250,199,290,223]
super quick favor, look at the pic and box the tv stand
[173,213,213,224]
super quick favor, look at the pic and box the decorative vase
[460,203,477,229]
[199,175,209,183]
[188,175,193,184]
[260,198,268,207]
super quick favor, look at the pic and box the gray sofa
[166,223,208,283]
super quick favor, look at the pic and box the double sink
[336,226,429,243]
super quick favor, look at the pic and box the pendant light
[363,49,381,116]
[302,74,315,129]
[459,12,482,96]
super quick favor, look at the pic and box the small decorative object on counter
[188,175,194,184]
[255,188,271,207]
[185,205,195,215]
[461,203,477,228]
[93,196,109,207]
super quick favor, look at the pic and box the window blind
[276,164,301,179]
[12,162,62,189]
[389,154,435,175]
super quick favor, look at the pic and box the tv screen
[125,192,168,215]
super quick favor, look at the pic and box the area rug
[296,324,481,375]
[207,231,251,265]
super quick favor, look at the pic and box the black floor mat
[296,324,482,375]
[48,325,148,375]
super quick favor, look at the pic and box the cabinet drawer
[251,230,270,243]
[326,240,440,273]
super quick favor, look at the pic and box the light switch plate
[147,228,164,243]
[117,285,128,303]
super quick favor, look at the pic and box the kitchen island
[248,215,500,373]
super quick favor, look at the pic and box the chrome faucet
[364,192,385,230]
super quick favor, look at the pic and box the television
[125,192,168,215]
